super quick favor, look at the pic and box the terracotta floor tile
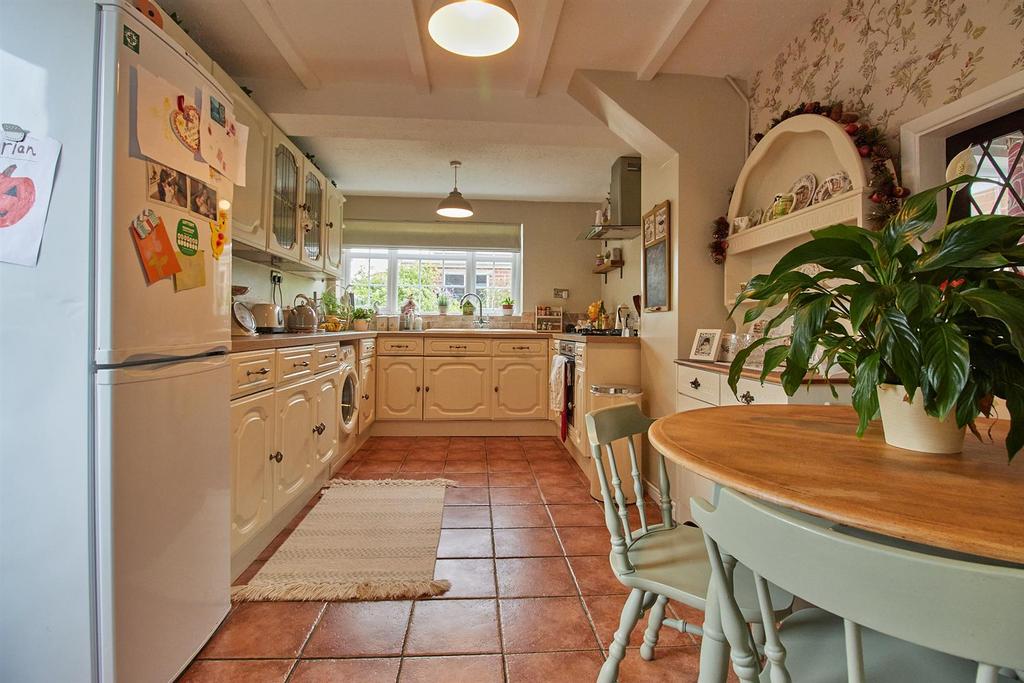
[405,600,501,655]
[443,460,488,474]
[437,529,493,558]
[487,459,532,473]
[303,601,412,657]
[233,559,264,587]
[505,651,604,683]
[407,449,447,461]
[548,503,605,527]
[524,449,567,461]
[616,646,709,683]
[520,436,563,446]
[499,597,601,653]
[290,658,400,683]
[584,594,694,649]
[485,436,520,445]
[491,505,551,528]
[432,559,496,599]
[486,472,536,487]
[496,557,577,598]
[442,505,491,528]
[397,472,449,481]
[357,460,404,474]
[557,527,612,556]
[493,528,562,558]
[446,446,486,458]
[445,487,490,505]
[199,602,324,659]
[489,486,543,505]
[365,450,409,463]
[400,460,445,474]
[450,437,486,448]
[567,556,627,596]
[531,461,581,475]
[257,528,291,561]
[443,473,489,487]
[398,655,503,683]
[177,659,294,682]
[378,436,417,449]
[488,451,527,461]
[628,502,664,528]
[350,470,398,481]
[539,484,596,504]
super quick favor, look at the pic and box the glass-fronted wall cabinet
[268,129,303,261]
[300,164,326,269]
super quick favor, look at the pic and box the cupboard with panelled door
[376,356,424,420]
[323,186,345,277]
[228,389,275,553]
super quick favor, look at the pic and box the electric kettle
[286,294,319,332]
[250,303,285,333]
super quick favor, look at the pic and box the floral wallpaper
[748,0,1024,141]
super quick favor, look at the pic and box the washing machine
[338,345,360,458]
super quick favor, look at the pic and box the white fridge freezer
[93,2,235,681]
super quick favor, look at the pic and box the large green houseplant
[729,177,1024,460]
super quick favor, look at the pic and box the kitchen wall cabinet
[323,187,345,277]
[376,356,424,420]
[214,63,270,251]
[424,357,492,420]
[268,128,303,262]
[229,389,275,553]
[359,357,376,431]
[273,377,316,512]
[493,357,547,420]
[313,370,340,470]
[300,163,326,269]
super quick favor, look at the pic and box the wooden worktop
[231,330,377,352]
[675,359,849,385]
[552,333,641,344]
[649,405,1024,565]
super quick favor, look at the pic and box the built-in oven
[558,340,577,432]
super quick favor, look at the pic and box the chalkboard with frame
[641,200,671,312]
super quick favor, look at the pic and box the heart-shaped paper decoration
[170,104,201,153]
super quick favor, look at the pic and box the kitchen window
[343,247,521,315]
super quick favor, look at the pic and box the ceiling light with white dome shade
[436,161,474,218]
[428,0,520,57]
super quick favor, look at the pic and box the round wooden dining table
[648,404,1024,683]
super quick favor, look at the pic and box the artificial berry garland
[753,101,908,224]
[709,216,729,264]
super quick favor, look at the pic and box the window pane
[473,254,514,313]
[347,250,388,311]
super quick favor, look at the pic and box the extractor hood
[578,155,642,240]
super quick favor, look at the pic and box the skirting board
[370,420,559,437]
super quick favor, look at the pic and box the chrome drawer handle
[294,361,309,367]
[740,391,755,405]
[247,368,270,376]
[689,378,701,390]
[270,451,283,463]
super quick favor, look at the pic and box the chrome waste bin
[586,385,644,503]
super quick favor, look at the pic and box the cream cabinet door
[313,371,340,472]
[323,187,344,277]
[229,389,275,553]
[267,128,303,262]
[299,161,326,269]
[570,366,587,448]
[273,377,316,512]
[493,356,547,420]
[424,357,492,420]
[359,357,376,432]
[376,356,423,420]
[215,63,270,250]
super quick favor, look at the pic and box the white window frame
[342,247,521,315]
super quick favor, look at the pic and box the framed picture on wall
[641,200,671,312]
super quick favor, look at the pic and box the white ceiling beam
[240,0,321,90]
[400,0,432,94]
[523,0,565,98]
[636,0,710,81]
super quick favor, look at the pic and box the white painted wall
[231,258,327,308]
[0,2,98,681]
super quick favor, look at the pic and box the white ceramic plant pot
[352,319,369,331]
[502,306,513,316]
[876,383,965,454]
[438,305,448,316]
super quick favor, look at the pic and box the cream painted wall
[231,258,326,307]
[599,235,641,322]
[343,195,601,316]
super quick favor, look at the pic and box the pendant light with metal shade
[428,0,520,57]
[437,161,474,218]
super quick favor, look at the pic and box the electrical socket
[553,288,569,299]
[270,270,283,285]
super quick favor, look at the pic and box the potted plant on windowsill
[437,290,450,316]
[728,175,1024,460]
[501,296,515,316]
[351,307,373,332]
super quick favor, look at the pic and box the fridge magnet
[175,218,199,256]
[173,249,206,292]
[188,175,217,219]
[199,88,240,183]
[146,161,187,209]
[689,329,722,362]
[130,210,182,284]
[134,65,208,179]
[0,128,62,267]
[209,205,228,260]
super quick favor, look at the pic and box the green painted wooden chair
[692,488,1024,682]
[585,403,793,683]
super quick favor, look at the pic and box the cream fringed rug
[232,479,453,601]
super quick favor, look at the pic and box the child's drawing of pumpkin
[0,164,36,229]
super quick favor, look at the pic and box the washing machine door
[339,364,359,434]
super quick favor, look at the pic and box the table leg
[697,568,731,683]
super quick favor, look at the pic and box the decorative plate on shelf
[789,174,817,211]
[812,171,853,204]
[747,207,763,227]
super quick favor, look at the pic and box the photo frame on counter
[641,200,671,312]
[689,328,722,362]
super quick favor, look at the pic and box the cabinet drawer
[424,337,491,356]
[493,338,546,356]
[359,338,376,358]
[276,346,315,384]
[724,378,789,407]
[676,365,721,405]
[314,343,341,372]
[377,337,423,355]
[230,351,277,398]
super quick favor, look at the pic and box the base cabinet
[493,357,547,419]
[424,357,492,420]
[273,377,316,512]
[229,390,275,553]
[359,357,376,431]
[377,356,423,420]
[313,370,340,470]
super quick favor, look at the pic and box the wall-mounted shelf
[535,306,563,331]
[592,259,625,283]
